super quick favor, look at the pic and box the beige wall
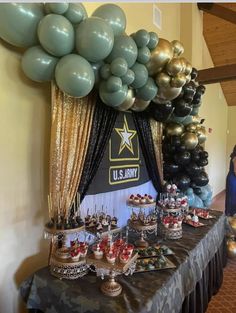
[0,40,50,313]
[181,4,228,196]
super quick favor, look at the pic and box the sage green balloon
[137,47,151,64]
[48,3,69,14]
[92,4,126,36]
[130,62,148,89]
[64,3,88,24]
[110,58,128,77]
[133,29,150,48]
[147,32,159,50]
[0,3,44,47]
[106,76,122,92]
[99,81,128,107]
[21,46,58,82]
[38,14,74,57]
[91,61,104,85]
[106,34,138,68]
[121,69,135,85]
[135,77,158,101]
[76,17,114,62]
[55,54,95,98]
[100,64,111,80]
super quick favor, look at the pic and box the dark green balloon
[135,77,158,101]
[130,62,148,89]
[110,57,128,77]
[121,69,135,85]
[133,29,150,48]
[99,81,128,107]
[76,17,114,62]
[21,45,58,82]
[0,3,44,47]
[147,32,159,49]
[64,3,88,24]
[137,46,151,64]
[92,4,126,36]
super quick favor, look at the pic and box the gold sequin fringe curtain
[150,119,164,185]
[49,82,95,218]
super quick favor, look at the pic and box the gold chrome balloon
[165,58,183,76]
[197,126,207,144]
[192,115,201,124]
[185,61,192,76]
[179,57,187,73]
[181,132,198,150]
[155,72,171,87]
[185,123,197,133]
[165,122,184,137]
[226,236,236,259]
[185,74,191,84]
[146,38,174,76]
[170,73,186,88]
[171,40,184,56]
[131,98,150,112]
[156,85,182,101]
[116,88,135,111]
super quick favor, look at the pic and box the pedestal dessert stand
[87,253,138,297]
[127,202,157,248]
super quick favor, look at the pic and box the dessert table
[20,211,226,313]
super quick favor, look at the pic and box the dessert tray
[189,208,215,220]
[134,245,174,258]
[135,255,176,273]
[183,220,205,228]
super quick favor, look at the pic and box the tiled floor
[206,191,236,313]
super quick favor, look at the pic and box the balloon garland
[0,3,212,207]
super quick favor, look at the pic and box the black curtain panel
[132,111,163,193]
[78,96,118,201]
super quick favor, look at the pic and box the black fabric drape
[78,96,118,201]
[132,111,163,193]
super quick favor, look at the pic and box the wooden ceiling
[201,3,236,106]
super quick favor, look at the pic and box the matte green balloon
[92,4,126,36]
[106,35,138,68]
[91,61,104,85]
[55,54,95,98]
[76,17,114,62]
[100,64,111,80]
[38,14,74,57]
[121,69,135,85]
[133,29,150,48]
[130,62,148,89]
[137,47,151,64]
[135,77,158,101]
[64,3,88,24]
[106,76,122,92]
[21,46,58,82]
[147,32,159,50]
[110,58,128,77]
[99,81,128,107]
[48,3,69,14]
[0,3,44,47]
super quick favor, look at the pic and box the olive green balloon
[38,14,74,57]
[121,69,135,85]
[133,29,150,48]
[130,62,148,89]
[55,54,95,98]
[131,99,150,112]
[106,34,138,68]
[135,77,158,101]
[92,4,126,36]
[110,58,128,77]
[76,17,114,62]
[48,3,69,14]
[197,127,207,144]
[99,81,128,107]
[100,64,111,80]
[106,76,122,92]
[181,132,198,150]
[137,47,151,64]
[116,89,135,111]
[165,123,184,137]
[21,46,58,82]
[0,3,44,48]
[64,3,88,24]
[147,32,159,50]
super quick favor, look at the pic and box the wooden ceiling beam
[197,64,236,84]
[198,3,236,25]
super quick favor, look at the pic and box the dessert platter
[189,208,215,220]
[134,244,174,258]
[183,214,205,227]
[128,193,156,208]
[135,255,176,273]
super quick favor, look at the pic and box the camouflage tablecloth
[20,211,226,313]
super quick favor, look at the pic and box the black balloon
[149,101,174,122]
[191,151,200,162]
[185,162,203,175]
[197,85,206,95]
[192,171,209,186]
[191,68,198,80]
[162,142,176,154]
[182,81,196,103]
[164,162,181,174]
[193,187,202,195]
[197,158,208,167]
[174,151,191,165]
[174,99,192,117]
[200,151,208,159]
[169,135,181,147]
[173,174,191,191]
[176,144,186,152]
